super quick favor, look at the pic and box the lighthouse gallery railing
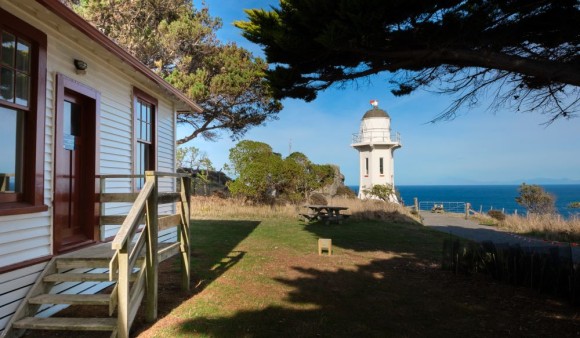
[351,131,401,144]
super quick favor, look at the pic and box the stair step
[44,273,112,282]
[56,258,110,269]
[13,317,117,331]
[29,294,110,305]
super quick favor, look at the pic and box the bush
[487,210,506,221]
[362,184,394,201]
[515,183,556,215]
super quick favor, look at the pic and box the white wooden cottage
[0,1,200,336]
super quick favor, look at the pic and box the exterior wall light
[74,59,88,74]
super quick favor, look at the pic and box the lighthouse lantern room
[351,100,402,201]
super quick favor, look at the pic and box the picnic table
[300,205,350,224]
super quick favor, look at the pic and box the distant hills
[391,178,580,186]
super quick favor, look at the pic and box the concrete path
[420,211,579,260]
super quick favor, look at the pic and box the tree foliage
[237,0,580,123]
[65,0,282,143]
[176,146,203,169]
[515,183,556,215]
[227,141,334,203]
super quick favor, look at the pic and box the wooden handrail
[111,180,154,250]
[99,171,191,338]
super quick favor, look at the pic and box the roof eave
[35,0,203,113]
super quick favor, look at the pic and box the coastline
[347,184,580,217]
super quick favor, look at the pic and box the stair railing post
[118,244,129,338]
[145,171,159,322]
[180,175,192,291]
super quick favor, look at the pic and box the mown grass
[139,213,580,338]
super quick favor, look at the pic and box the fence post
[465,202,470,219]
[145,171,159,322]
[180,176,192,291]
[414,197,419,213]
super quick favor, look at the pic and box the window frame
[0,8,47,215]
[132,87,157,191]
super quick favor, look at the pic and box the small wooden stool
[318,238,332,256]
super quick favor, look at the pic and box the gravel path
[420,211,579,260]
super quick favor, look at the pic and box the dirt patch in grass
[23,219,580,337]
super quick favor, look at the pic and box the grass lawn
[136,218,580,338]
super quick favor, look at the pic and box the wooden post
[414,197,419,213]
[117,245,129,338]
[99,176,106,239]
[465,202,470,219]
[145,171,159,322]
[179,176,192,291]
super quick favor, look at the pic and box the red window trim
[0,8,47,216]
[132,87,158,191]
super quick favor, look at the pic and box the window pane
[0,67,14,102]
[15,40,30,73]
[15,72,29,106]
[1,32,15,67]
[64,100,81,136]
[64,101,72,135]
[146,121,150,142]
[136,142,143,189]
[0,107,23,193]
[143,143,150,170]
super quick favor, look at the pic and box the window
[0,9,47,215]
[379,157,384,175]
[365,158,369,176]
[133,87,157,190]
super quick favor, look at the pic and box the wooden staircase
[1,172,191,338]
[9,256,117,337]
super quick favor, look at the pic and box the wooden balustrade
[99,171,191,338]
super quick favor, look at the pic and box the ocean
[347,185,580,218]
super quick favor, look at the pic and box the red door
[54,89,96,253]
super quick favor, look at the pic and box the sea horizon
[347,184,580,218]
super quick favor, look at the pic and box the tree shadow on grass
[177,254,580,337]
[26,220,260,338]
[133,219,260,335]
[304,218,442,259]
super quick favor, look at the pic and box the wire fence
[418,201,466,213]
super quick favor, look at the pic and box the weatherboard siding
[0,1,179,333]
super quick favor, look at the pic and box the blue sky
[183,0,580,186]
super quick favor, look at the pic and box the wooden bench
[299,213,317,222]
[301,205,350,224]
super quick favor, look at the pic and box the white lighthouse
[351,100,402,201]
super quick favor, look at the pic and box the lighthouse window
[379,157,384,175]
[365,158,369,175]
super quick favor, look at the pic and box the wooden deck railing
[99,171,191,338]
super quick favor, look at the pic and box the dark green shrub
[487,210,506,221]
